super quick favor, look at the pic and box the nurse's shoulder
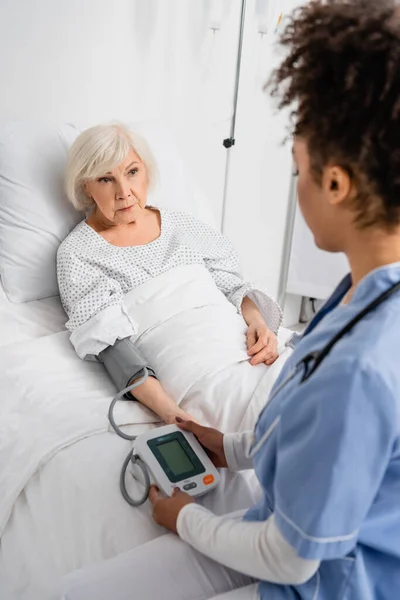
[325,288,400,436]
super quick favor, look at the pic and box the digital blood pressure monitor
[108,371,220,505]
[134,424,220,498]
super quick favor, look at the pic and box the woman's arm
[241,296,279,366]
[176,213,281,365]
[241,296,266,326]
[58,248,193,424]
[132,377,194,424]
[57,249,136,358]
[177,212,282,334]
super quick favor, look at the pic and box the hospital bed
[0,122,293,600]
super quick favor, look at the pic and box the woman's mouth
[117,205,134,212]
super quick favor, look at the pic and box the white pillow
[0,121,215,303]
[0,123,82,303]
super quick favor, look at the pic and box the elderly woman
[60,1,400,599]
[57,124,281,424]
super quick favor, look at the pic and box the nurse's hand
[176,418,228,468]
[247,323,279,366]
[149,486,195,534]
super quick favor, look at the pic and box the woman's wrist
[162,406,188,425]
[248,314,266,327]
[132,378,174,415]
[241,296,266,327]
[131,377,191,423]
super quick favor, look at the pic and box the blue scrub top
[246,263,400,600]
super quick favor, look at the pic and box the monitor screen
[156,439,196,477]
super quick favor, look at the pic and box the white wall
[0,0,243,225]
[286,206,349,300]
[0,0,306,314]
[223,0,304,301]
[0,0,137,122]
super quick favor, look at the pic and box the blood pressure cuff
[99,337,157,400]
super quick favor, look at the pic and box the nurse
[60,0,400,598]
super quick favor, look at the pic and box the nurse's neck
[344,225,400,289]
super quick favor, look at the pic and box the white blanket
[126,264,267,401]
[0,265,292,599]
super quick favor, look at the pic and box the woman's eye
[98,177,111,183]
[129,168,138,176]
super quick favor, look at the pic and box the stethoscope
[110,279,400,498]
[250,279,400,452]
[299,280,400,383]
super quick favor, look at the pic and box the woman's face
[84,149,148,225]
[293,138,352,253]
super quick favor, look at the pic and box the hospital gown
[57,208,282,359]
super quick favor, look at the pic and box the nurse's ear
[323,165,352,206]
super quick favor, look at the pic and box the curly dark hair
[268,0,400,228]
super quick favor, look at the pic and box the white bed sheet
[0,275,294,600]
[0,362,275,600]
[0,280,66,347]
[0,335,292,600]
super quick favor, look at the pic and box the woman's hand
[164,407,199,426]
[247,322,279,366]
[176,418,227,468]
[149,486,195,534]
[240,296,279,366]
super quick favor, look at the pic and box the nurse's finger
[148,485,162,506]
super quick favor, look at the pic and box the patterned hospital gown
[57,208,282,358]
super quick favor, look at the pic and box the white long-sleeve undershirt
[176,431,320,586]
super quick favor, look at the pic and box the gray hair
[65,122,158,211]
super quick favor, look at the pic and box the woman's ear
[83,181,92,199]
[323,166,352,206]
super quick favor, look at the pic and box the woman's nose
[116,180,132,199]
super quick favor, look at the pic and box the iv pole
[277,171,298,307]
[219,0,298,310]
[220,0,247,233]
